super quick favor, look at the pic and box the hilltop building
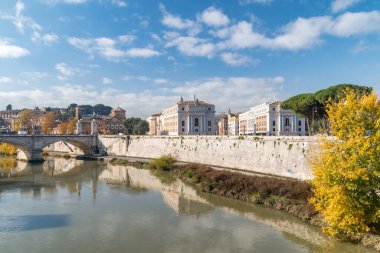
[76,106,126,135]
[239,102,306,136]
[156,96,216,136]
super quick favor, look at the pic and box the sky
[0,0,379,117]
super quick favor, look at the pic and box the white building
[239,102,306,136]
[227,110,240,136]
[159,97,216,136]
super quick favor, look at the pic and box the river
[0,156,376,253]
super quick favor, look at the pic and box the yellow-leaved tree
[309,90,380,239]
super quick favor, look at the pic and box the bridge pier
[29,149,44,163]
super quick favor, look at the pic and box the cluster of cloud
[0,76,284,117]
[0,1,59,46]
[160,1,378,66]
[68,35,160,61]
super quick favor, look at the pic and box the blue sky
[0,0,379,117]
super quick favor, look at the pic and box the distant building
[76,106,126,135]
[6,104,12,111]
[217,114,228,136]
[227,109,240,136]
[159,96,216,136]
[0,109,20,131]
[146,113,161,135]
[238,102,306,136]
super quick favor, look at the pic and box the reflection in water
[0,157,376,253]
[0,215,70,232]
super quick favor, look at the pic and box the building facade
[227,110,240,136]
[146,113,161,135]
[77,106,126,135]
[159,97,216,136]
[238,102,306,136]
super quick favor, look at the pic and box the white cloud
[118,35,136,44]
[220,11,380,51]
[68,36,160,60]
[1,1,59,44]
[220,52,255,66]
[21,71,49,80]
[0,40,29,58]
[111,0,127,7]
[0,76,285,117]
[200,7,229,27]
[159,4,195,30]
[125,48,161,58]
[330,11,380,37]
[32,32,59,45]
[239,0,272,5]
[153,78,169,84]
[55,63,83,80]
[331,0,361,13]
[102,77,113,84]
[0,77,13,84]
[165,35,216,57]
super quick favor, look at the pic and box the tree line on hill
[281,84,372,135]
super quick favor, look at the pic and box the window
[182,128,185,132]
[119,125,123,129]
[273,128,275,131]
[195,129,198,132]
[195,118,199,127]
[182,107,184,111]
[273,107,275,111]
[208,128,211,132]
[272,120,275,126]
[298,120,302,126]
[182,120,185,126]
[298,128,301,131]
[115,125,118,129]
[285,118,290,126]
[208,107,211,111]
[208,120,211,126]
[111,125,114,129]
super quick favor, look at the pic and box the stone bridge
[0,135,98,162]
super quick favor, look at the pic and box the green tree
[93,104,112,115]
[309,90,380,239]
[124,117,149,135]
[282,84,372,134]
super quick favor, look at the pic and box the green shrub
[149,155,177,171]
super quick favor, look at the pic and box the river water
[0,156,376,253]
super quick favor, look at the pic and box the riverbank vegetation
[309,90,380,242]
[176,163,319,223]
[148,155,177,171]
[0,143,16,155]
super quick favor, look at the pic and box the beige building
[227,110,240,136]
[146,113,161,135]
[159,97,216,136]
[239,102,306,136]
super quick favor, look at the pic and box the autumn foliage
[310,90,380,239]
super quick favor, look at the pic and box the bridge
[0,135,98,162]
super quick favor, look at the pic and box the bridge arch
[0,135,96,162]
